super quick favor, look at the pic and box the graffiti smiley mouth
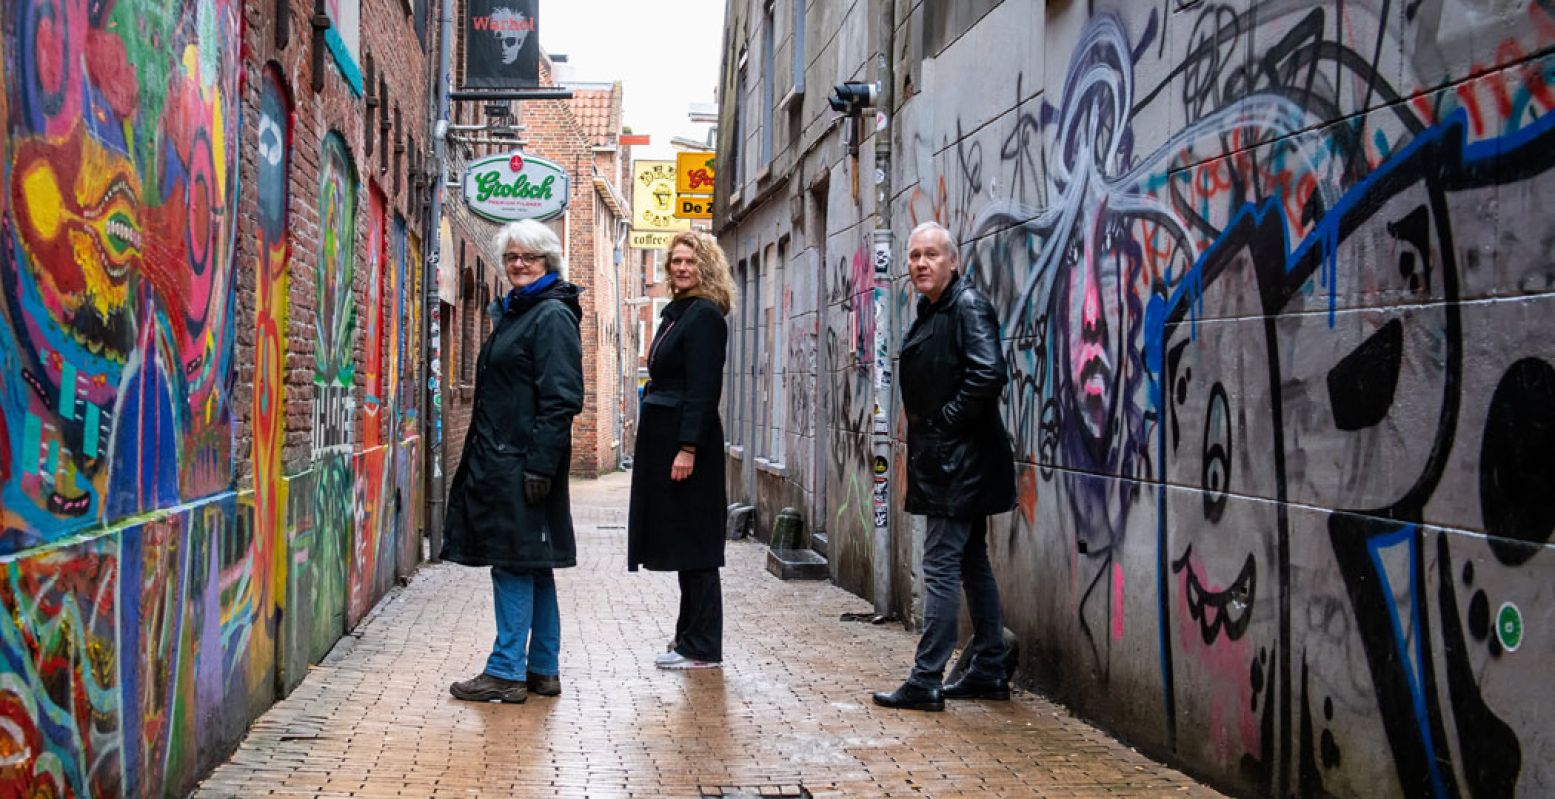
[1172,545,1256,645]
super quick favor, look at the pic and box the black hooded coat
[627,296,728,572]
[441,280,585,570]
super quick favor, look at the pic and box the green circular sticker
[1497,602,1523,653]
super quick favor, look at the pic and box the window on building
[769,239,786,461]
[732,259,748,447]
[479,280,493,339]
[761,1,775,167]
[413,0,428,48]
[757,245,778,459]
[364,53,376,159]
[378,77,389,175]
[734,62,747,192]
[393,104,403,197]
[459,257,475,386]
[748,252,762,452]
[791,0,805,94]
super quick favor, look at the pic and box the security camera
[828,81,878,114]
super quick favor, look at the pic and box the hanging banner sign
[629,230,675,249]
[463,0,540,89]
[675,194,713,220]
[632,161,691,232]
[675,151,716,194]
[463,151,569,222]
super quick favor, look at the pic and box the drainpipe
[870,0,896,617]
[612,217,628,469]
[422,0,454,560]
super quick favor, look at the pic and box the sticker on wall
[1497,602,1523,653]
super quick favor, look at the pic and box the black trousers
[674,568,723,662]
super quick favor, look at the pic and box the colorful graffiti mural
[255,67,293,693]
[0,1,424,794]
[2,0,240,548]
[890,2,1555,795]
[311,133,357,646]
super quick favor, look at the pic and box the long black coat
[899,273,1016,519]
[628,296,728,572]
[442,281,584,570]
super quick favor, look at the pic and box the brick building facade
[236,0,434,484]
[440,58,636,482]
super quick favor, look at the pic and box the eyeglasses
[503,252,546,266]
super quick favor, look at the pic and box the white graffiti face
[258,112,283,168]
[491,8,530,65]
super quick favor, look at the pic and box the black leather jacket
[899,273,1016,518]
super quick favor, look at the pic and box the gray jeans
[908,515,1008,688]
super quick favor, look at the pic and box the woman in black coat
[442,219,584,703]
[629,230,733,670]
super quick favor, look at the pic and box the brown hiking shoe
[526,672,561,697]
[449,673,527,703]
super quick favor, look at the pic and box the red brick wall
[441,58,628,481]
[234,0,433,488]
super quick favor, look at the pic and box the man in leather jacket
[873,221,1016,712]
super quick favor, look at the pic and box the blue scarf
[504,271,560,312]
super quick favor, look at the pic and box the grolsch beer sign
[463,151,569,223]
[464,0,540,89]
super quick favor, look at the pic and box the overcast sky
[540,0,727,160]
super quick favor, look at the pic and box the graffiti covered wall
[0,3,424,796]
[897,1,1555,795]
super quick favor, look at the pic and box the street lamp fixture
[828,81,878,114]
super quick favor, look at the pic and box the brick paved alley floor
[196,473,1226,799]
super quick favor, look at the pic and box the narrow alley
[194,474,1223,799]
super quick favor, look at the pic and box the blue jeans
[908,516,1008,689]
[484,567,560,680]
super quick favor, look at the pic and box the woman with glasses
[443,219,584,703]
[628,230,735,670]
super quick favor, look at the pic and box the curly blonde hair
[663,230,735,315]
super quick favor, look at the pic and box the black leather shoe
[872,682,945,712]
[527,671,561,697]
[449,673,526,703]
[943,673,1010,701]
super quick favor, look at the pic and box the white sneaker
[656,652,720,670]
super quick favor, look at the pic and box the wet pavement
[195,472,1224,798]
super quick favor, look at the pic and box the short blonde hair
[663,230,735,315]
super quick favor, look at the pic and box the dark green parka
[441,280,584,570]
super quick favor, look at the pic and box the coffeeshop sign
[463,151,569,223]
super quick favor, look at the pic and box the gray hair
[908,220,959,263]
[493,219,567,278]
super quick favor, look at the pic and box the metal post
[613,221,631,470]
[421,0,454,561]
[870,0,897,617]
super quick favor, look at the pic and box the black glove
[523,472,552,504]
